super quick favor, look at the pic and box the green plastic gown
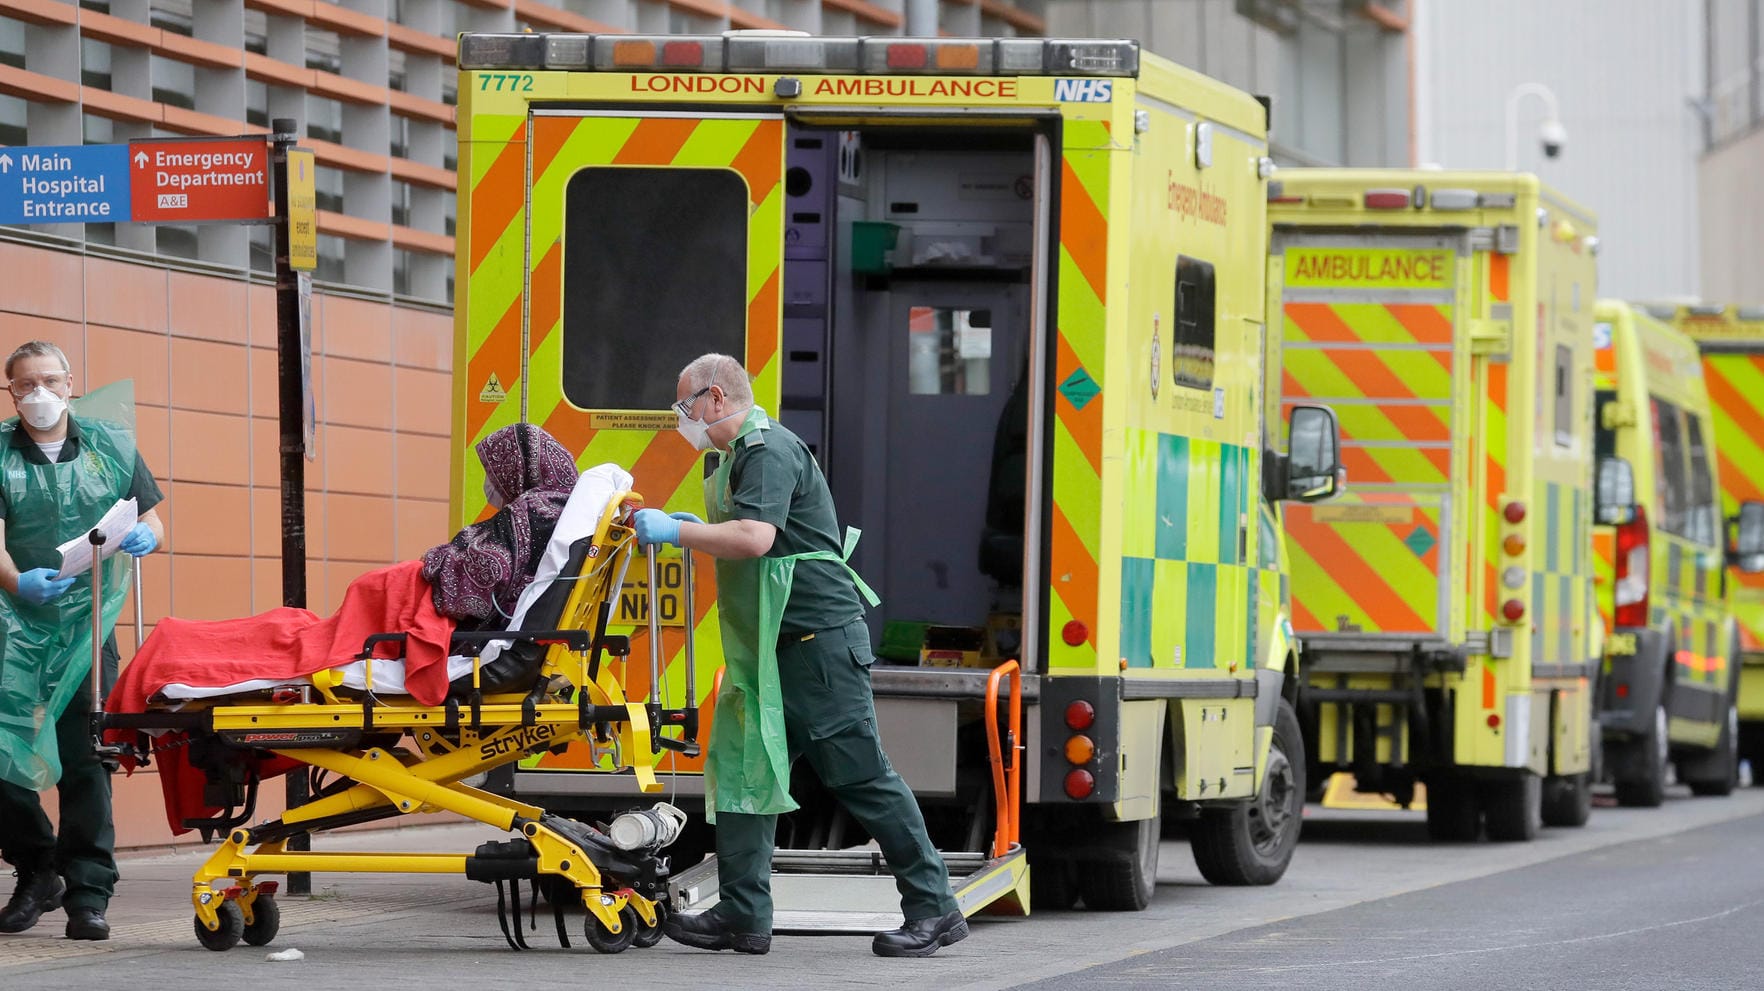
[0,381,136,790]
[701,407,877,823]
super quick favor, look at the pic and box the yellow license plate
[614,556,688,627]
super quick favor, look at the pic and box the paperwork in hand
[54,498,137,580]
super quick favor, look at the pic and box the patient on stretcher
[108,424,627,712]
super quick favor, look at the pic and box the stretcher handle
[645,543,663,702]
[133,560,144,657]
[88,528,107,720]
[680,549,698,709]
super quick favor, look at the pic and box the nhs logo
[1055,79,1113,103]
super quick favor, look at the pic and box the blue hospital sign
[0,144,132,225]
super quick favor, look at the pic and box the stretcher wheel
[195,901,244,951]
[243,894,281,946]
[584,904,638,954]
[631,901,667,949]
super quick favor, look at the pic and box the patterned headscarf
[421,423,580,625]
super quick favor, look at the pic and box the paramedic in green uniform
[634,353,965,958]
[0,342,164,942]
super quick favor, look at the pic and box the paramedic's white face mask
[483,476,505,510]
[17,387,66,431]
[676,408,742,452]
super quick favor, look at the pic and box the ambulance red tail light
[862,40,995,74]
[1614,505,1650,627]
[1364,188,1413,210]
[1064,700,1095,731]
[1064,769,1095,800]
[595,35,721,71]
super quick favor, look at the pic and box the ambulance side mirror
[1729,502,1764,574]
[1282,405,1343,503]
[1594,457,1637,526]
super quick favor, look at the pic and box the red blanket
[105,560,457,834]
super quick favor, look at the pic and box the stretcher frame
[97,490,700,952]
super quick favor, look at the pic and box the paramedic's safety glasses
[672,386,711,418]
[8,372,69,398]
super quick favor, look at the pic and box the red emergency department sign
[128,137,271,223]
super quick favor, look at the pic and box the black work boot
[662,909,771,954]
[872,910,969,958]
[0,867,66,934]
[65,906,110,941]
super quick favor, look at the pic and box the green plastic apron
[0,381,136,790]
[701,407,878,823]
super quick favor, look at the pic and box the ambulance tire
[1683,703,1739,797]
[1079,814,1160,911]
[1540,773,1592,828]
[1423,774,1481,842]
[1613,703,1669,808]
[1481,773,1542,842]
[1189,699,1304,886]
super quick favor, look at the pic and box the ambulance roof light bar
[458,33,1140,76]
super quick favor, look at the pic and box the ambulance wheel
[242,894,281,946]
[1424,774,1481,842]
[1613,703,1669,808]
[1481,773,1541,842]
[1078,813,1160,911]
[632,902,667,949]
[1540,773,1592,827]
[1684,703,1740,797]
[194,901,244,952]
[1190,698,1305,886]
[585,905,638,954]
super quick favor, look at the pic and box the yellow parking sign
[287,148,316,271]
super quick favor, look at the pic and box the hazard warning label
[479,374,507,402]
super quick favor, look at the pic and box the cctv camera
[1539,119,1567,159]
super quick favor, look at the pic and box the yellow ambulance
[1269,170,1599,841]
[1589,301,1764,804]
[450,31,1342,920]
[1647,304,1764,786]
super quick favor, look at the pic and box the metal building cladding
[1270,170,1601,841]
[1656,304,1764,781]
[447,31,1320,919]
[1587,301,1755,806]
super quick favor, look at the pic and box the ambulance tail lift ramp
[453,32,1323,929]
[1271,171,1600,841]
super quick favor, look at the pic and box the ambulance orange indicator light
[1064,769,1095,800]
[1061,620,1089,647]
[1501,598,1525,622]
[1065,700,1096,731]
[611,40,655,66]
[1503,534,1527,556]
[1504,501,1526,524]
[1064,735,1096,765]
[935,44,981,70]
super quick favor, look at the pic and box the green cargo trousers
[715,620,959,933]
[0,641,119,913]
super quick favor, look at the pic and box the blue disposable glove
[633,508,682,547]
[17,567,77,606]
[119,522,158,557]
[668,512,704,525]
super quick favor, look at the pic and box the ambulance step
[667,845,1029,935]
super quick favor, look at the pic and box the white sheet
[156,463,633,702]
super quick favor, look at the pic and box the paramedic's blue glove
[634,509,682,547]
[119,522,158,557]
[16,568,76,606]
[668,512,704,525]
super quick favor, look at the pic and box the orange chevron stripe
[1054,333,1102,474]
[1718,450,1764,504]
[1059,157,1108,304]
[469,135,527,274]
[532,116,575,182]
[1281,368,1309,399]
[527,242,563,355]
[1489,254,1509,302]
[1050,504,1098,645]
[1341,447,1395,485]
[538,403,598,461]
[1283,302,1359,343]
[614,116,699,166]
[1385,303,1453,344]
[1704,360,1764,449]
[1287,519,1431,632]
[1388,517,1440,569]
[1486,361,1508,415]
[629,433,702,519]
[745,267,780,373]
[730,118,782,206]
[465,291,524,443]
[1291,597,1324,633]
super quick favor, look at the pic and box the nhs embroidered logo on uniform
[1055,79,1113,103]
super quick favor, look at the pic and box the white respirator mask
[17,387,67,431]
[676,408,743,453]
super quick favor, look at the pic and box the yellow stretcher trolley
[97,469,702,953]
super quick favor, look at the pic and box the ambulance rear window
[561,167,748,410]
[1172,255,1216,391]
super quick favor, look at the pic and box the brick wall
[0,236,454,851]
